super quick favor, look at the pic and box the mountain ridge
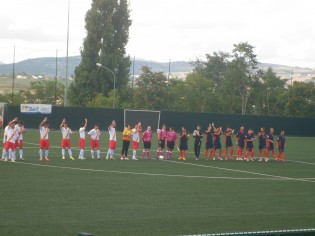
[0,56,313,81]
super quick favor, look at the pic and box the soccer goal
[124,109,160,132]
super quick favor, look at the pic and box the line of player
[1,117,286,162]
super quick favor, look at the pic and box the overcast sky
[0,0,314,68]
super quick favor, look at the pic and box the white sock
[19,149,23,159]
[97,150,100,159]
[2,149,5,158]
[133,150,136,158]
[62,148,65,157]
[9,149,12,159]
[91,150,94,158]
[39,149,43,158]
[80,149,84,157]
[11,151,16,160]
[68,149,72,157]
[45,150,49,158]
[110,150,114,158]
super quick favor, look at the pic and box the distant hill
[0,56,313,81]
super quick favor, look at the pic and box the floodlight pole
[96,63,116,108]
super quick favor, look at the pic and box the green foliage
[0,80,64,105]
[70,0,131,107]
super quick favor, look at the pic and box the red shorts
[15,140,23,148]
[90,140,100,149]
[79,138,86,149]
[132,141,139,150]
[5,141,16,151]
[109,140,116,150]
[40,139,50,149]
[61,139,71,148]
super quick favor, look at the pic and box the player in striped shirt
[166,127,177,160]
[88,123,101,160]
[39,117,50,161]
[132,122,142,160]
[78,119,87,160]
[156,124,167,159]
[142,126,153,159]
[60,118,75,160]
[106,120,116,160]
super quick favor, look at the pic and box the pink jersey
[142,130,153,142]
[166,131,177,142]
[158,129,167,140]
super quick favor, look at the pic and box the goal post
[0,103,5,129]
[124,109,161,132]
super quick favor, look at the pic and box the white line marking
[0,160,300,181]
[169,161,315,183]
[23,142,315,166]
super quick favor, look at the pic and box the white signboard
[20,104,52,114]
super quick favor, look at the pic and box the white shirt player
[40,126,49,140]
[61,127,72,139]
[15,124,25,141]
[88,129,100,140]
[6,127,18,144]
[108,127,116,141]
[79,127,86,139]
[132,128,139,142]
[3,125,9,144]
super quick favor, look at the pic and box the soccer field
[0,130,314,236]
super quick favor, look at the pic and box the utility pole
[11,46,15,104]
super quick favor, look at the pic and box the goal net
[124,109,160,132]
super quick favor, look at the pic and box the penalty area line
[2,161,295,181]
[169,160,315,183]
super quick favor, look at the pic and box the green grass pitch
[0,129,314,236]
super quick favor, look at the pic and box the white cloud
[0,0,314,68]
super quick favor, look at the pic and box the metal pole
[55,49,58,104]
[96,63,116,108]
[64,0,70,106]
[11,46,15,104]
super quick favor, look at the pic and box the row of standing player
[190,123,286,162]
[1,117,286,162]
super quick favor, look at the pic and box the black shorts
[267,144,274,151]
[278,147,285,153]
[238,144,245,150]
[158,139,165,148]
[259,143,266,150]
[205,142,214,149]
[214,143,221,149]
[167,141,175,150]
[143,141,151,149]
[246,147,254,152]
[225,140,233,148]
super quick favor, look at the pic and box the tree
[133,66,168,110]
[69,0,131,107]
[230,42,258,115]
[21,80,65,104]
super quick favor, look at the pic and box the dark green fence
[3,106,315,136]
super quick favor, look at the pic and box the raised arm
[60,118,66,129]
[39,117,48,127]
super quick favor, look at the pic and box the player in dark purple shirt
[236,125,246,160]
[224,127,234,160]
[265,128,277,160]
[213,127,223,160]
[276,130,286,161]
[244,129,256,161]
[257,127,267,162]
[204,123,214,160]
